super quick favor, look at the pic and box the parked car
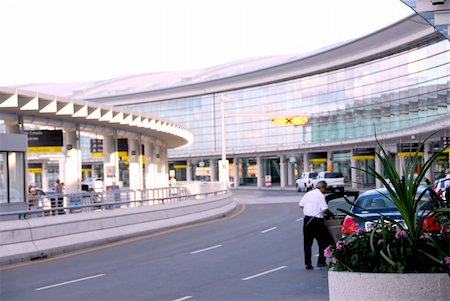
[339,188,435,236]
[81,178,103,192]
[28,187,52,213]
[325,191,360,242]
[296,172,318,192]
[312,171,345,192]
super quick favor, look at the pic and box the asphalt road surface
[0,189,330,301]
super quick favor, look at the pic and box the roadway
[0,189,330,301]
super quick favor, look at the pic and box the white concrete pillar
[64,130,81,194]
[288,159,295,186]
[233,157,239,188]
[210,159,217,182]
[103,135,116,187]
[351,157,358,190]
[327,151,333,172]
[145,142,158,188]
[42,162,49,191]
[158,145,169,187]
[396,156,404,178]
[128,139,141,190]
[375,147,383,189]
[423,142,432,182]
[257,156,263,188]
[280,155,287,188]
[186,159,193,182]
[144,142,152,188]
[303,153,309,172]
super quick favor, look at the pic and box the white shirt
[299,188,328,218]
[445,173,450,188]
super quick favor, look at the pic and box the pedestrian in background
[53,178,65,215]
[299,180,335,270]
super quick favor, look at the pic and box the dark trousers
[303,216,334,266]
[445,187,450,204]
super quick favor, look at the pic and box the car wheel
[296,184,301,192]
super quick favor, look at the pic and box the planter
[328,270,450,301]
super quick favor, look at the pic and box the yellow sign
[174,164,187,168]
[271,116,309,125]
[28,167,42,173]
[311,158,327,164]
[398,152,423,157]
[82,168,92,172]
[353,155,375,160]
[91,151,104,157]
[28,146,62,153]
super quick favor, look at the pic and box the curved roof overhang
[0,87,193,148]
[86,14,445,106]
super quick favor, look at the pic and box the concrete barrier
[0,192,236,265]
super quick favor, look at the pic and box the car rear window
[353,193,433,213]
[308,172,318,178]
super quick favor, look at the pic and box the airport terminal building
[76,14,450,188]
[2,13,450,191]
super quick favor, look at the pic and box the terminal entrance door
[263,157,280,185]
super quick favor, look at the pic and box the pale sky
[0,0,413,86]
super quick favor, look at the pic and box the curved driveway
[0,189,329,301]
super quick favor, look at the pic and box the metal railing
[1,183,229,219]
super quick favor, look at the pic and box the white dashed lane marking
[242,266,287,281]
[35,274,105,291]
[190,244,222,254]
[173,296,193,301]
[261,227,277,233]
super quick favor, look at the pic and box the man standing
[53,178,64,215]
[299,180,334,270]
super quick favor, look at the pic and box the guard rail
[2,185,229,219]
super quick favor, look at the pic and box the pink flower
[395,230,407,238]
[443,257,450,265]
[420,234,428,240]
[331,257,337,264]
[345,238,354,245]
[377,239,384,246]
[336,240,344,250]
[356,228,365,236]
[324,245,333,258]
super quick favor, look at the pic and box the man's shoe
[306,265,314,270]
[317,263,327,268]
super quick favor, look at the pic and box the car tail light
[342,216,357,235]
[422,215,440,233]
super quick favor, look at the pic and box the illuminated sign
[25,130,63,153]
[271,116,309,125]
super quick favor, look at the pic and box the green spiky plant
[326,136,450,273]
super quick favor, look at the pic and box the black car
[339,188,435,236]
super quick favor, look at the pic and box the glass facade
[124,40,450,159]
